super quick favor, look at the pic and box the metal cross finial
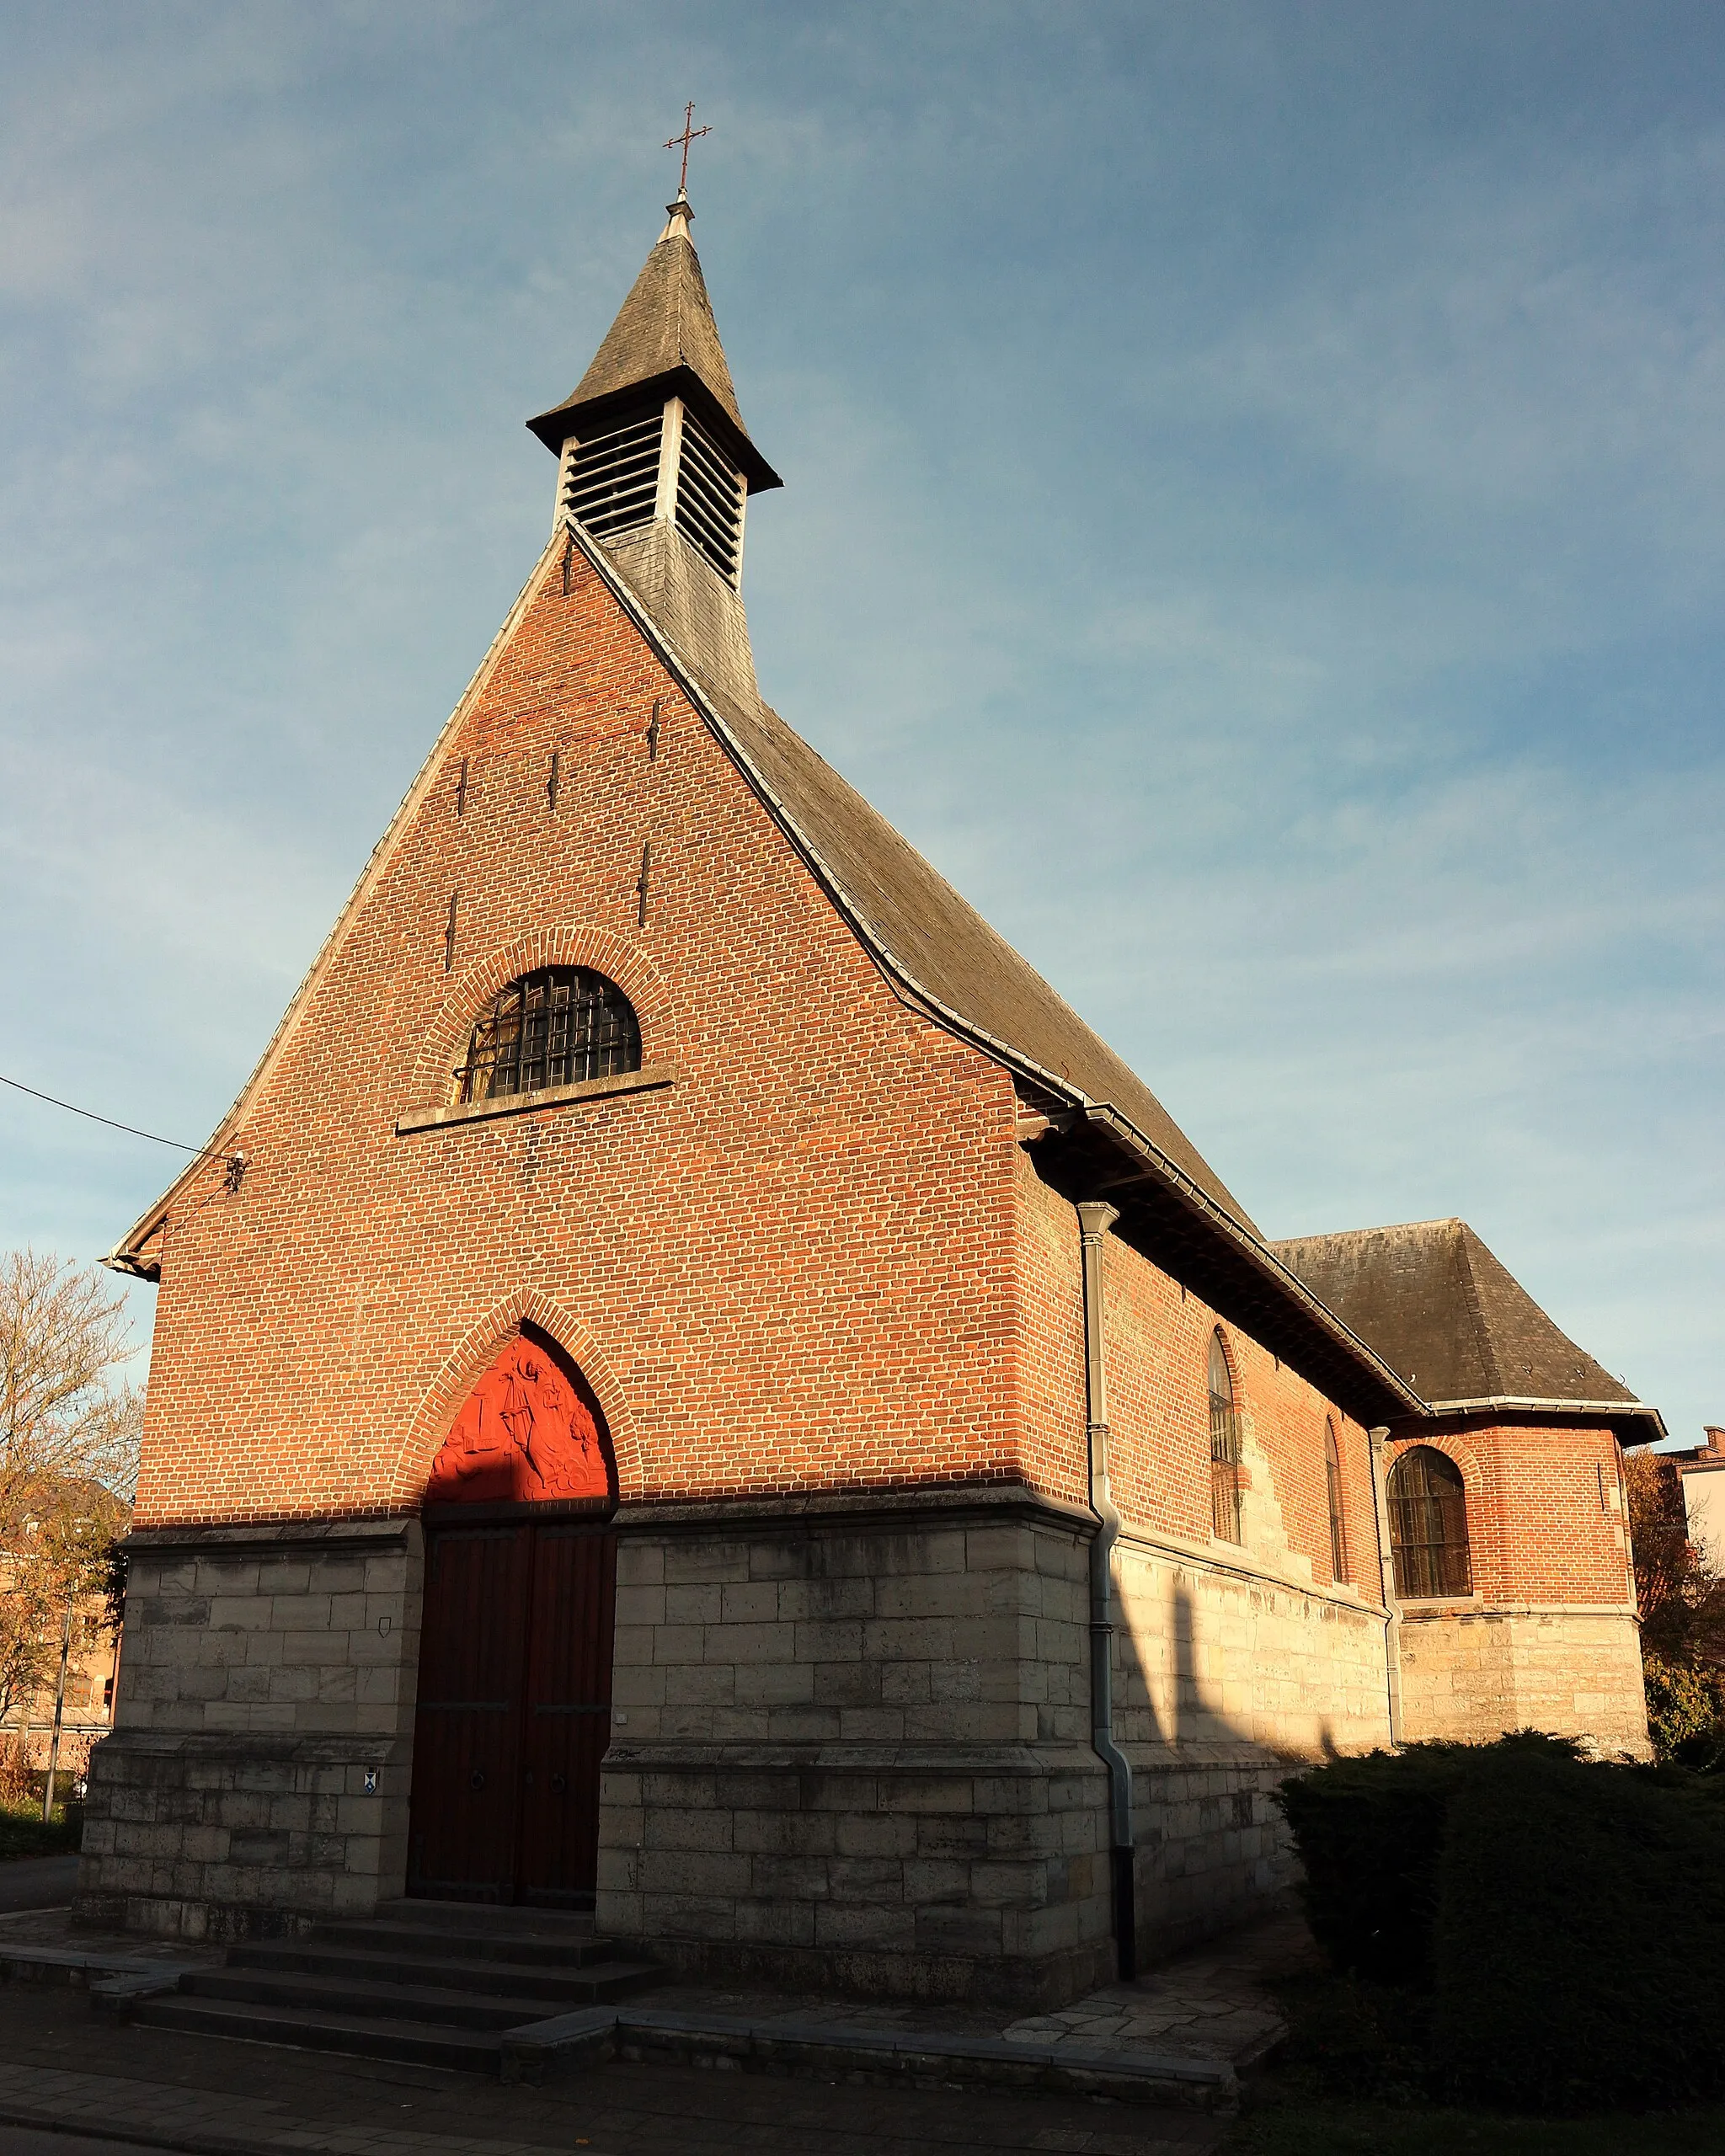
[664,101,711,194]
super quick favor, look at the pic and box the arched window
[456,967,640,1104]
[1208,1330,1242,1543]
[1387,1446,1472,1598]
[1324,1419,1348,1582]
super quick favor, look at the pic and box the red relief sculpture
[426,1333,611,1505]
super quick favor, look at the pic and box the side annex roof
[1271,1217,1663,1437]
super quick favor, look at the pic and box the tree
[0,1251,141,1727]
[1,1251,142,1541]
[1625,1448,1725,1764]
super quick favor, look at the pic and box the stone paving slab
[998,1913,1315,2069]
[614,1911,1310,2073]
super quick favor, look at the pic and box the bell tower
[526,189,781,707]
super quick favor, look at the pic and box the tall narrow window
[1386,1446,1472,1598]
[1324,1419,1348,1582]
[456,968,640,1104]
[1209,1330,1242,1544]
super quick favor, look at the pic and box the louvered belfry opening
[559,395,746,589]
[457,968,641,1104]
[672,403,745,584]
[560,405,664,539]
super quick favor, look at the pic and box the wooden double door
[407,1512,617,1904]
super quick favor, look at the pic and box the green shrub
[1431,1739,1725,2111]
[1274,1741,1480,1987]
[1642,1655,1725,1769]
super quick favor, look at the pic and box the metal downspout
[1077,1200,1135,1980]
[1366,1426,1404,1745]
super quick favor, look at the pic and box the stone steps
[136,1993,506,2072]
[128,1897,664,2073]
[224,1940,642,2000]
[311,1917,618,1968]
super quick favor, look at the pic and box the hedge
[1273,1739,1479,1986]
[1277,1733,1725,2112]
[1431,1740,1725,2111]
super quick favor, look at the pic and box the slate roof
[1269,1218,1643,1413]
[526,197,780,493]
[694,663,1262,1232]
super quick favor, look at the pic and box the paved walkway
[0,1898,1307,2153]
[0,1985,1226,2156]
[0,1853,79,1912]
[0,1902,1302,2076]
[612,1911,1308,2073]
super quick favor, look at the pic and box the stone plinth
[74,1519,420,1941]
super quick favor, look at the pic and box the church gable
[128,532,1027,1528]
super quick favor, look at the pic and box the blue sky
[1,3,1719,1438]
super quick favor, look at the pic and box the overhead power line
[0,1071,227,1162]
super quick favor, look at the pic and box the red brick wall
[1385,1422,1632,1606]
[135,540,1044,1527]
[1012,1162,1383,1600]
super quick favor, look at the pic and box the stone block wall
[1398,1605,1651,1755]
[75,1519,420,1940]
[1109,1532,1394,1954]
[595,1488,1119,2007]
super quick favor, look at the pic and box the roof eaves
[1425,1393,1666,1437]
[1079,1105,1428,1420]
[526,367,782,494]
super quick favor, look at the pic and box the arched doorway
[406,1326,618,1905]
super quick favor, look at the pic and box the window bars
[1209,1331,1243,1544]
[455,969,641,1104]
[1386,1445,1473,1598]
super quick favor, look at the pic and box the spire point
[658,189,694,244]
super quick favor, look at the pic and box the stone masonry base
[74,1731,408,1943]
[73,1518,419,1944]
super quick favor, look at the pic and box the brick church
[85,186,1664,2006]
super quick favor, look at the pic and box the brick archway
[412,924,676,1104]
[393,1290,643,1505]
[425,1328,616,1507]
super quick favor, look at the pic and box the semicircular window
[1386,1445,1472,1598]
[456,967,641,1104]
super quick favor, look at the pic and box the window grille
[1209,1330,1243,1543]
[563,409,664,540]
[673,404,745,585]
[1324,1419,1348,1582]
[456,968,641,1104]
[1386,1446,1473,1598]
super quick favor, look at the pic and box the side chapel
[84,186,1664,2006]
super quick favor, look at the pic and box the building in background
[1659,1428,1725,1571]
[1,1488,124,1788]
